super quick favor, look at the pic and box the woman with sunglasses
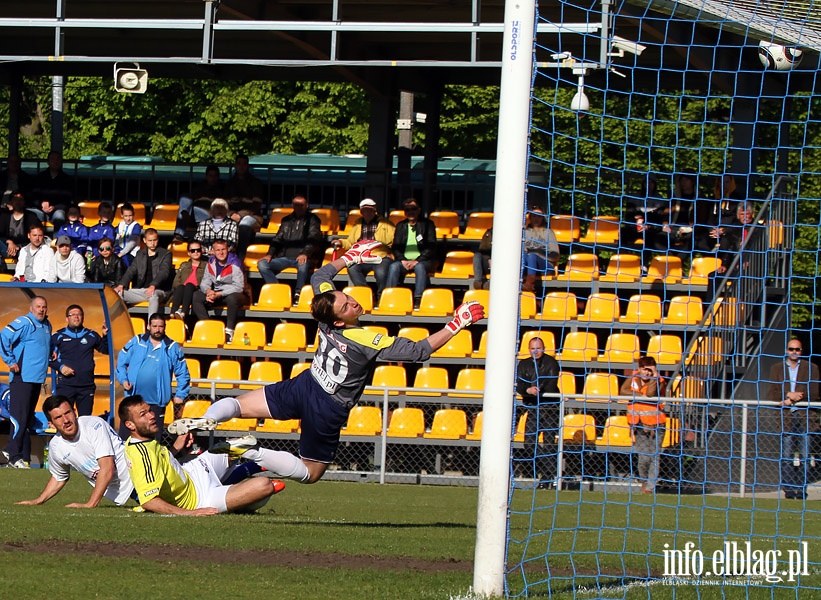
[87,236,125,289]
[169,243,206,320]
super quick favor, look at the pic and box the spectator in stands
[191,238,248,343]
[13,224,54,282]
[668,169,698,253]
[472,227,492,290]
[49,306,109,417]
[167,240,485,486]
[695,174,743,252]
[176,164,224,239]
[0,154,33,201]
[55,206,89,255]
[516,336,561,489]
[15,395,134,508]
[169,242,207,321]
[225,154,266,253]
[257,195,323,304]
[769,338,820,500]
[621,356,667,494]
[114,228,173,315]
[621,173,669,269]
[86,201,116,259]
[0,192,42,263]
[48,235,86,283]
[120,395,284,515]
[386,197,438,308]
[331,198,395,300]
[115,314,189,439]
[522,206,559,292]
[88,237,126,288]
[0,296,52,468]
[31,150,73,229]
[716,201,756,273]
[195,198,239,254]
[114,202,143,266]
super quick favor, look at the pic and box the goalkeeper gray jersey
[311,262,433,409]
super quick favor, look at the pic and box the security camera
[610,36,646,57]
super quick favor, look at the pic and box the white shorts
[182,453,231,513]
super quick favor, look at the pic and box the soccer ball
[758,41,803,71]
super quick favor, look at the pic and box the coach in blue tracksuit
[0,295,52,468]
[115,312,190,440]
[49,304,109,418]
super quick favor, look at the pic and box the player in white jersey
[16,395,135,508]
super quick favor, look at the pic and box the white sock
[242,447,310,482]
[204,397,241,423]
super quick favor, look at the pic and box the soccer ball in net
[758,41,803,71]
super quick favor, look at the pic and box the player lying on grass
[169,240,486,485]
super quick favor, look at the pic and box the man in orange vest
[621,356,667,494]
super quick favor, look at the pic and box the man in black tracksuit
[49,304,109,417]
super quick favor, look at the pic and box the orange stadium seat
[424,409,468,440]
[342,286,374,313]
[251,283,293,312]
[550,215,581,243]
[578,293,620,323]
[540,291,577,321]
[460,212,494,240]
[619,294,662,324]
[556,331,597,362]
[556,253,599,282]
[148,204,179,234]
[206,359,242,389]
[600,254,641,283]
[579,216,620,246]
[415,288,454,316]
[344,406,383,436]
[387,407,425,438]
[597,333,640,365]
[435,251,474,280]
[224,321,266,350]
[363,365,407,396]
[311,208,340,234]
[430,211,461,238]
[408,366,449,396]
[240,361,284,390]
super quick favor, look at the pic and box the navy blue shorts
[263,369,350,463]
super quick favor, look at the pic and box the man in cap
[48,235,86,283]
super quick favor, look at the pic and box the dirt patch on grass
[1,540,473,573]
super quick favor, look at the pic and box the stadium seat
[549,215,581,243]
[224,321,266,350]
[463,289,490,318]
[578,293,620,323]
[556,331,598,362]
[556,253,599,282]
[290,285,315,313]
[240,361,284,390]
[539,291,577,321]
[243,244,271,272]
[266,322,307,352]
[596,415,632,449]
[416,288,454,316]
[339,209,361,236]
[684,256,722,285]
[180,399,211,418]
[372,287,414,316]
[599,254,642,282]
[342,285,374,313]
[164,318,186,345]
[363,365,407,396]
[517,330,556,358]
[768,220,784,248]
[558,370,577,395]
[185,358,201,381]
[582,373,619,402]
[424,409,468,439]
[130,316,145,335]
[362,325,389,337]
[460,212,494,240]
[578,216,620,246]
[473,330,488,359]
[321,247,347,275]
[619,294,662,324]
[466,411,484,441]
[685,335,723,366]
[513,412,528,443]
[642,256,683,284]
[388,209,406,226]
[216,417,258,432]
[646,334,683,365]
[169,240,189,268]
[450,368,485,398]
[115,202,146,226]
[661,417,681,448]
[257,418,300,433]
[563,413,596,444]
[344,406,383,436]
[519,292,537,320]
[430,211,461,238]
[597,333,641,365]
[706,296,737,327]
[387,407,425,438]
[434,251,474,280]
[408,366,449,396]
[78,201,101,215]
[260,207,293,234]
[164,402,176,426]
[663,295,704,326]
[311,208,341,234]
[187,319,226,349]
[250,283,293,312]
[432,329,473,358]
[397,326,429,343]
[148,204,180,234]
[206,359,242,389]
[290,362,311,378]
[670,376,705,399]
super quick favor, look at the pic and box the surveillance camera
[610,36,646,57]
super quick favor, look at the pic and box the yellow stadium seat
[115,202,147,226]
[519,292,537,320]
[257,418,300,433]
[372,287,414,316]
[434,251,474,279]
[661,417,681,448]
[216,417,258,431]
[642,255,683,284]
[240,361,284,390]
[266,322,307,352]
[540,291,577,321]
[408,366,449,396]
[619,294,662,324]
[549,215,581,243]
[424,409,468,439]
[663,295,704,326]
[387,209,405,225]
[513,412,528,443]
[473,330,488,359]
[670,376,705,399]
[646,334,683,365]
[206,359,242,389]
[387,407,426,438]
[563,413,596,444]
[342,285,374,313]
[363,365,407,396]
[148,204,180,234]
[460,212,494,240]
[260,207,294,234]
[415,288,454,317]
[578,292,620,323]
[311,208,341,234]
[339,209,361,236]
[164,402,176,425]
[556,331,598,362]
[558,370,576,395]
[463,288,490,310]
[164,318,186,345]
[768,220,783,248]
[556,253,599,282]
[0,273,13,282]
[582,373,619,402]
[450,368,485,398]
[432,329,473,358]
[224,321,266,351]
[187,319,226,349]
[362,325,389,337]
[290,285,315,313]
[185,358,201,381]
[685,335,723,366]
[169,240,189,268]
[130,316,145,335]
[579,216,620,246]
[706,296,738,327]
[430,211,461,238]
[290,362,312,378]
[251,283,293,312]
[600,254,642,283]
[466,411,484,441]
[243,244,271,272]
[684,256,722,285]
[598,333,640,364]
[517,330,556,359]
[180,399,211,418]
[78,201,101,215]
[596,415,633,449]
[397,326,429,343]
[344,406,383,436]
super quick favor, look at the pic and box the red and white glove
[446,301,485,334]
[341,240,383,268]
